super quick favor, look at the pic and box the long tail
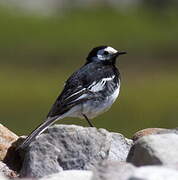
[17,116,59,150]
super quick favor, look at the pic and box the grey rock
[109,133,133,161]
[92,161,178,180]
[92,161,135,180]
[41,170,93,180]
[20,125,109,177]
[20,125,132,178]
[156,128,178,135]
[0,173,8,180]
[127,133,178,166]
[20,140,63,178]
[130,166,178,180]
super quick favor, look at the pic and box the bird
[17,45,126,149]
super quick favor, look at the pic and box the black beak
[118,51,127,55]
[113,51,127,58]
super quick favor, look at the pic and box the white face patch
[104,46,118,54]
[96,46,118,61]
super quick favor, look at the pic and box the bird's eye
[103,51,109,55]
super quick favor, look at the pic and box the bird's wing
[47,62,119,118]
[47,83,96,118]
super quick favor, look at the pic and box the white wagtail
[18,46,126,149]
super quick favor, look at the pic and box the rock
[0,161,17,178]
[156,128,178,135]
[0,173,8,180]
[132,128,167,141]
[108,133,132,161]
[0,124,18,161]
[41,170,93,180]
[92,160,178,180]
[130,166,178,180]
[20,124,132,178]
[0,124,20,176]
[127,133,178,166]
[20,125,110,177]
[92,161,135,180]
[132,128,178,141]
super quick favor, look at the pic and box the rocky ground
[1,124,178,180]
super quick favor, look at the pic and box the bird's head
[86,46,126,64]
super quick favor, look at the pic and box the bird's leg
[82,114,94,127]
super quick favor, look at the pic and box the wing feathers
[88,75,115,92]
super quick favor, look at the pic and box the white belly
[61,84,120,120]
[81,85,120,119]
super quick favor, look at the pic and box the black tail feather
[16,116,58,150]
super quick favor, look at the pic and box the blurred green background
[0,0,178,138]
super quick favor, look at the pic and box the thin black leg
[82,114,94,127]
